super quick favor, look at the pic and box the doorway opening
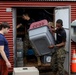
[15,7,55,67]
[13,6,70,75]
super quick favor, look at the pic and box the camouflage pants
[23,33,31,56]
[24,33,38,56]
[50,47,66,75]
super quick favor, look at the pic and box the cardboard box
[13,67,39,75]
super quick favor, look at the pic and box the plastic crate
[28,19,55,56]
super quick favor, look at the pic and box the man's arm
[55,41,66,47]
[0,46,11,68]
[16,23,22,29]
[48,41,66,49]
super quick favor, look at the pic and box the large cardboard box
[13,67,39,75]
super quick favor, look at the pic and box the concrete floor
[9,72,75,75]
[71,73,76,75]
[9,68,76,75]
[9,66,75,75]
[40,72,76,75]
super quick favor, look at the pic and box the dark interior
[16,7,54,36]
[16,7,55,67]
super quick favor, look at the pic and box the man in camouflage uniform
[48,19,67,75]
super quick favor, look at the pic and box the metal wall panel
[71,5,76,21]
[0,0,76,1]
[0,5,14,72]
[0,2,76,72]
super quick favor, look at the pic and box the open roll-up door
[55,7,71,75]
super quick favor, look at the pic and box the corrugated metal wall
[0,1,76,72]
[1,0,76,1]
[0,3,13,72]
[71,4,76,21]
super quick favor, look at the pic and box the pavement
[9,71,76,75]
[71,74,76,75]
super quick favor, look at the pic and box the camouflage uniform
[24,33,38,56]
[51,47,66,75]
[24,32,32,54]
[50,19,67,75]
